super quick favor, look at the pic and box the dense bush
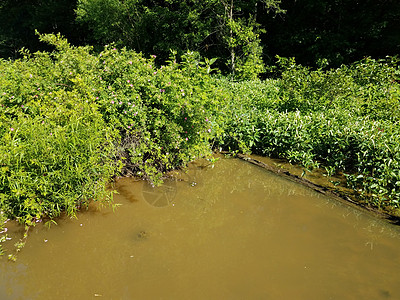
[215,57,400,211]
[0,34,226,254]
[0,39,121,257]
[275,56,400,121]
[92,47,225,181]
[1,33,399,256]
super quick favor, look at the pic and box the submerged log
[227,152,400,225]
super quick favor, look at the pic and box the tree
[217,0,283,78]
[261,0,400,68]
[76,0,283,78]
[76,0,209,58]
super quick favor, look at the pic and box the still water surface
[1,158,400,299]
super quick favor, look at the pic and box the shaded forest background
[1,0,399,73]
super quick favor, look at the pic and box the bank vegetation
[1,34,399,255]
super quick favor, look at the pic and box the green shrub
[0,100,118,225]
[1,33,399,255]
[0,37,121,255]
[214,58,400,211]
[0,33,227,254]
[91,47,226,181]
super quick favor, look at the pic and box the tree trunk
[229,0,235,76]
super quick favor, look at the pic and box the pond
[1,157,400,299]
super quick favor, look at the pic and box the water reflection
[0,157,400,299]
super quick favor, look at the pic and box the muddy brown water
[1,158,400,299]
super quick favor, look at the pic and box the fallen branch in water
[225,151,400,226]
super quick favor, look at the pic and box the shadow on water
[1,157,400,299]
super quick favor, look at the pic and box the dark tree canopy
[261,0,400,68]
[1,0,399,72]
[0,0,88,58]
